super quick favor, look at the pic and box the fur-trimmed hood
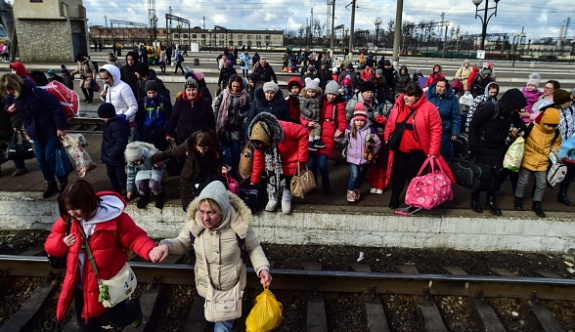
[247,111,285,143]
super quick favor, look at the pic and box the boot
[557,191,574,206]
[388,193,400,209]
[137,194,149,209]
[514,197,523,211]
[486,195,502,216]
[43,181,60,199]
[470,192,482,213]
[532,201,546,218]
[155,192,166,209]
[281,189,292,214]
[265,198,278,212]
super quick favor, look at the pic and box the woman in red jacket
[248,112,309,214]
[384,83,454,209]
[45,179,161,331]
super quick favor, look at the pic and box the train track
[1,252,575,331]
[66,117,106,132]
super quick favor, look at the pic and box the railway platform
[1,133,574,254]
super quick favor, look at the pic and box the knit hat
[307,65,316,72]
[263,82,279,93]
[375,68,383,76]
[46,69,56,77]
[183,77,199,89]
[353,103,368,121]
[225,60,232,67]
[527,73,540,87]
[145,80,158,92]
[134,62,149,76]
[554,89,573,105]
[366,58,374,67]
[97,102,116,118]
[360,81,375,93]
[384,60,391,66]
[325,80,339,95]
[341,76,352,87]
[345,61,353,69]
[197,181,231,221]
[540,107,560,125]
[124,143,145,163]
[331,67,338,74]
[305,77,319,91]
[250,121,271,146]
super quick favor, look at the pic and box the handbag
[449,156,493,192]
[47,218,72,269]
[61,134,97,177]
[199,235,243,322]
[223,173,240,195]
[503,136,525,172]
[79,226,137,309]
[165,141,183,176]
[548,151,567,187]
[290,162,317,199]
[5,131,35,160]
[387,108,416,150]
[404,156,453,210]
[238,142,254,180]
[55,144,74,178]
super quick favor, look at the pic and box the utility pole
[392,0,403,65]
[348,0,356,61]
[104,15,107,28]
[311,8,314,49]
[330,0,336,51]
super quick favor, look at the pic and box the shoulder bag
[199,235,243,322]
[79,226,137,308]
[290,162,317,199]
[448,156,493,192]
[404,156,453,210]
[238,142,254,180]
[387,108,416,150]
[5,131,35,161]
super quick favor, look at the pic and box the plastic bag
[503,137,525,172]
[245,287,283,332]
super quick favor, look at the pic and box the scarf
[263,143,285,202]
[216,87,247,134]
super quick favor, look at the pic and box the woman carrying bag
[45,179,163,331]
[151,181,272,332]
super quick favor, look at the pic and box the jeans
[308,153,329,192]
[34,135,67,185]
[221,139,242,175]
[348,163,369,191]
[214,320,235,332]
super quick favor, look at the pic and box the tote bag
[290,162,316,199]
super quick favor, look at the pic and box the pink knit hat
[353,103,368,121]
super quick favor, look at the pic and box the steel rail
[2,255,574,301]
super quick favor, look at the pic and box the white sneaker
[376,189,383,194]
[370,188,377,194]
[265,198,278,212]
[281,189,292,214]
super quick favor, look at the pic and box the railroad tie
[0,281,57,332]
[184,295,207,331]
[304,262,328,332]
[471,297,506,332]
[352,264,391,332]
[528,301,566,332]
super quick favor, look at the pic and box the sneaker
[375,189,383,194]
[370,188,377,194]
[346,190,356,203]
[313,139,326,149]
[308,141,318,151]
[354,189,361,200]
[265,198,278,212]
[12,167,28,177]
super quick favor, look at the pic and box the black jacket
[101,115,130,166]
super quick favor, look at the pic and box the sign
[476,50,485,59]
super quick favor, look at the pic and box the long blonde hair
[0,73,24,99]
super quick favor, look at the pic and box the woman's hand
[63,233,76,247]
[450,135,458,141]
[258,269,272,287]
[428,154,437,158]
[126,192,133,200]
[6,104,16,114]
[334,129,342,138]
[57,129,66,138]
[149,244,170,263]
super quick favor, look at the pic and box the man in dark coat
[468,88,527,216]
[120,51,139,97]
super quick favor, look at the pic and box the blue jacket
[101,115,130,166]
[426,82,461,139]
[5,79,66,142]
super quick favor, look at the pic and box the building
[13,0,89,62]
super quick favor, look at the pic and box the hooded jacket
[100,64,138,123]
[426,82,461,139]
[44,192,156,322]
[101,115,130,166]
[158,181,270,298]
[124,141,163,194]
[394,65,412,95]
[345,119,382,165]
[120,51,139,96]
[465,82,500,130]
[300,94,347,157]
[285,77,304,123]
[468,88,527,167]
[521,108,562,171]
[166,90,215,144]
[245,87,290,135]
[424,64,445,88]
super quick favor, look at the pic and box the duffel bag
[449,157,493,192]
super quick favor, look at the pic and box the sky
[30,0,575,42]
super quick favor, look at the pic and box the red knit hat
[353,103,368,121]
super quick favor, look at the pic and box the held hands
[149,244,170,263]
[258,269,272,287]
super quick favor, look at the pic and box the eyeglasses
[544,86,554,90]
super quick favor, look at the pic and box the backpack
[34,81,80,120]
[142,98,167,128]
[29,70,49,86]
[548,151,567,187]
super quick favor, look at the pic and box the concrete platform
[1,133,574,254]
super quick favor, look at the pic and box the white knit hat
[124,143,145,162]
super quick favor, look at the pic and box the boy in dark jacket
[99,103,130,195]
[136,80,172,151]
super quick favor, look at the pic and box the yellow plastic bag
[245,287,283,332]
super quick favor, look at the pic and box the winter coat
[345,120,382,165]
[345,92,382,123]
[394,66,412,96]
[0,97,22,155]
[218,67,238,87]
[135,69,170,102]
[252,63,277,83]
[249,114,309,184]
[151,134,223,209]
[470,73,494,98]
[239,53,251,70]
[426,82,461,139]
[100,64,138,123]
[101,115,130,166]
[158,188,270,299]
[522,86,543,114]
[120,51,139,96]
[166,91,215,144]
[44,192,156,322]
[383,93,455,188]
[125,141,163,194]
[298,88,323,121]
[465,82,500,130]
[468,89,527,167]
[245,87,290,135]
[69,57,96,90]
[455,65,472,91]
[4,79,66,142]
[521,122,561,172]
[136,95,172,150]
[300,94,347,157]
[338,70,359,89]
[213,88,251,142]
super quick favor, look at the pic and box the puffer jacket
[166,90,215,144]
[345,93,382,122]
[125,141,163,194]
[344,120,382,165]
[426,82,461,138]
[245,87,290,135]
[101,115,130,166]
[300,94,347,157]
[100,64,138,123]
[44,192,156,322]
[521,114,561,172]
[158,190,270,298]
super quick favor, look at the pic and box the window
[256,41,261,47]
[237,34,243,39]
[238,41,243,46]
[256,35,261,40]
[192,34,197,39]
[247,35,252,40]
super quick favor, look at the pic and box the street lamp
[344,27,349,55]
[374,17,382,47]
[472,0,500,50]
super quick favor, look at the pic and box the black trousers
[73,288,139,331]
[390,150,427,201]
